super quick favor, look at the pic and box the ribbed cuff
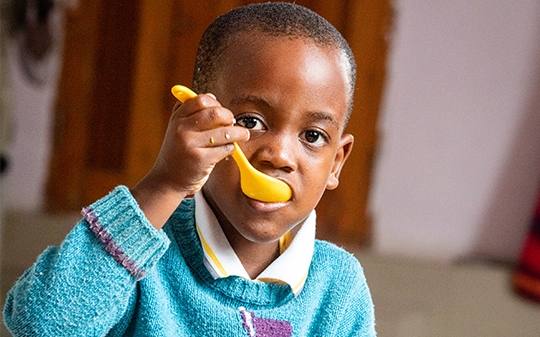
[82,185,170,280]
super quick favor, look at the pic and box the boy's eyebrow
[229,95,274,109]
[229,94,339,128]
[307,111,338,127]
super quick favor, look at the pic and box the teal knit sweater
[4,186,376,336]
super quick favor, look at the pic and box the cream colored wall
[371,0,540,262]
[1,4,64,212]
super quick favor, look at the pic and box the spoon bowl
[171,85,292,202]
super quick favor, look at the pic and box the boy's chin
[236,221,294,244]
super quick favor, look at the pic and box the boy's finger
[184,106,236,130]
[198,126,250,148]
[173,94,221,118]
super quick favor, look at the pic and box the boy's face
[203,33,353,244]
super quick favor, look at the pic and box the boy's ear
[326,133,354,190]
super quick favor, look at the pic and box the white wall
[1,9,63,212]
[370,0,540,262]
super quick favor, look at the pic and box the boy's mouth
[243,194,290,212]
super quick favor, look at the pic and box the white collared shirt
[194,192,315,296]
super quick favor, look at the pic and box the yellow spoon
[171,85,292,202]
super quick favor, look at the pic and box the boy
[4,3,375,336]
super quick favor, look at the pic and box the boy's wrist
[131,173,188,230]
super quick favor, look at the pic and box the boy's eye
[303,130,326,146]
[236,116,265,130]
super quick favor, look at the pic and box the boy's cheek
[210,158,239,181]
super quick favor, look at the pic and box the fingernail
[246,129,250,140]
[207,93,216,100]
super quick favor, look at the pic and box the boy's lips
[243,194,290,212]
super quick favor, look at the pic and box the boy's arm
[3,186,170,336]
[343,263,377,337]
[323,254,376,337]
[3,91,247,336]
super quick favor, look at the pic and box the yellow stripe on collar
[196,224,229,277]
[279,231,293,255]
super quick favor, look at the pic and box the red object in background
[513,193,540,303]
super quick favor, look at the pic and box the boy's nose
[253,136,297,174]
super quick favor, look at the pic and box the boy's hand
[131,94,250,229]
[155,93,250,195]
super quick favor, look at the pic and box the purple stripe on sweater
[82,207,146,280]
[239,307,292,337]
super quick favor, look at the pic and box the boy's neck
[202,190,281,279]
[218,218,281,279]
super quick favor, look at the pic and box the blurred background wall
[2,0,540,262]
[370,0,540,262]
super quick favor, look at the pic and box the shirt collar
[194,192,315,296]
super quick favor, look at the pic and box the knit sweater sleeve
[344,261,376,336]
[3,186,170,337]
[313,243,376,336]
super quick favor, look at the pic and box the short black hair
[192,2,357,121]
